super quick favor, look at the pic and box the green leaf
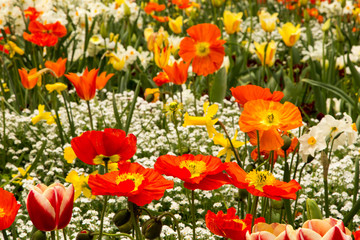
[210,67,227,104]
[113,91,123,130]
[347,54,360,88]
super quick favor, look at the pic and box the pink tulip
[303,218,352,237]
[246,231,276,240]
[26,183,74,231]
[322,225,352,240]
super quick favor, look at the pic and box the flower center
[307,136,316,145]
[195,42,210,57]
[245,170,276,192]
[179,160,207,178]
[116,173,145,191]
[232,219,247,230]
[93,154,120,165]
[169,102,180,112]
[267,113,275,123]
[0,208,5,218]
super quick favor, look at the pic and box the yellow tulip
[278,22,301,47]
[169,16,183,34]
[223,10,243,35]
[254,40,277,67]
[259,11,278,33]
[154,43,171,68]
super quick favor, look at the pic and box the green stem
[51,231,56,240]
[323,178,330,218]
[2,230,9,240]
[62,229,67,240]
[98,160,109,240]
[174,120,183,155]
[293,163,308,219]
[159,212,182,240]
[191,190,196,240]
[92,232,135,239]
[256,130,261,163]
[217,121,242,167]
[250,196,259,228]
[86,100,94,130]
[129,202,142,240]
[289,47,294,82]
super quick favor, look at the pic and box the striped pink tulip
[26,183,74,231]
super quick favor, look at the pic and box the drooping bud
[281,134,292,151]
[142,218,163,239]
[31,230,47,240]
[113,209,133,233]
[75,230,94,240]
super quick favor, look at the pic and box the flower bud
[245,163,256,172]
[100,22,108,38]
[31,230,47,240]
[113,209,133,233]
[142,218,163,240]
[306,198,323,220]
[76,230,94,240]
[281,135,292,151]
[322,19,331,32]
[238,188,248,200]
[271,199,283,209]
[335,24,345,42]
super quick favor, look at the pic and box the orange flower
[24,7,42,21]
[23,21,67,47]
[239,99,302,151]
[144,2,166,14]
[163,61,190,85]
[96,71,114,90]
[230,85,284,107]
[179,23,226,76]
[206,208,265,240]
[0,188,21,230]
[65,68,99,100]
[153,72,170,86]
[18,68,39,89]
[88,162,174,206]
[172,0,192,9]
[45,57,67,78]
[226,162,301,200]
[154,154,230,190]
[152,15,169,22]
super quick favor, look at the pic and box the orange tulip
[65,68,99,100]
[96,71,114,90]
[18,68,39,89]
[45,57,67,78]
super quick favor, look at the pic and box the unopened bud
[142,218,163,240]
[100,22,108,38]
[113,209,133,233]
[281,135,292,151]
[245,163,256,172]
[31,231,47,240]
[335,24,345,42]
[306,198,323,220]
[271,199,283,210]
[76,230,94,240]
[321,19,331,32]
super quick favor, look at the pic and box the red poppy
[0,27,10,55]
[96,71,114,90]
[24,7,42,21]
[45,57,67,78]
[65,68,99,100]
[225,162,301,200]
[179,23,226,76]
[152,15,169,22]
[71,128,137,165]
[144,2,166,14]
[163,61,190,85]
[153,72,170,86]
[88,162,174,206]
[154,154,230,190]
[23,20,67,47]
[0,188,21,230]
[354,229,360,240]
[18,68,39,89]
[172,0,192,9]
[230,85,284,107]
[206,208,265,240]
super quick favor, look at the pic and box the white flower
[299,127,327,161]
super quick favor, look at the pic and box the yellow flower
[45,83,67,94]
[31,104,53,125]
[163,100,183,121]
[278,22,301,47]
[64,146,77,164]
[169,16,183,34]
[106,52,126,71]
[11,165,33,185]
[2,83,10,93]
[213,130,245,162]
[183,101,219,138]
[65,170,96,200]
[146,27,169,52]
[223,10,243,35]
[154,43,171,68]
[4,41,24,58]
[254,40,277,67]
[259,11,278,32]
[144,88,160,103]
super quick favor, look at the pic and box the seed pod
[75,230,94,240]
[142,218,163,239]
[31,230,47,240]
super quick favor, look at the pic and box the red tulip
[26,183,74,231]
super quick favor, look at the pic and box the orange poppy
[179,23,226,76]
[65,68,99,100]
[153,72,170,86]
[24,7,42,21]
[163,61,190,85]
[225,162,301,200]
[230,85,284,107]
[0,188,21,230]
[144,2,166,14]
[23,21,67,47]
[18,68,39,89]
[45,57,67,78]
[239,99,302,151]
[206,208,265,240]
[96,71,114,90]
[151,15,169,22]
[88,162,174,206]
[154,154,230,190]
[172,0,192,9]
[71,128,137,165]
